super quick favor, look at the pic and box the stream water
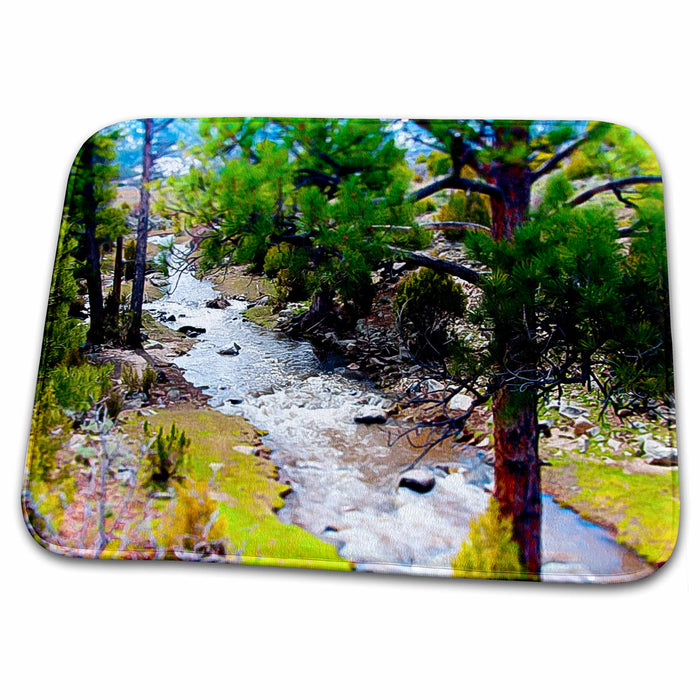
[145,244,650,582]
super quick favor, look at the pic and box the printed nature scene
[24,118,678,581]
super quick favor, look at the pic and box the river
[145,242,651,582]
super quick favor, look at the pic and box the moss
[542,453,679,565]
[123,405,351,569]
[242,305,277,328]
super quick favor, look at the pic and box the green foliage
[394,269,466,359]
[123,238,136,280]
[96,206,130,244]
[121,363,158,397]
[463,200,670,399]
[264,244,311,301]
[452,499,526,580]
[144,421,191,485]
[437,191,491,238]
[48,363,113,413]
[40,221,87,373]
[28,384,71,480]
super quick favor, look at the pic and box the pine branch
[409,175,503,203]
[567,176,662,207]
[388,245,483,285]
[531,135,589,180]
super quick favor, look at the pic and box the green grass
[544,453,679,564]
[124,405,351,570]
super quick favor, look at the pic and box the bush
[28,384,71,480]
[48,363,113,413]
[452,499,526,580]
[144,421,191,485]
[394,268,466,359]
[122,363,158,397]
[124,239,136,280]
[437,191,491,239]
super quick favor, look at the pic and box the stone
[392,261,406,272]
[422,379,445,394]
[643,438,678,466]
[586,426,601,438]
[398,469,436,494]
[205,296,230,309]
[177,325,206,337]
[166,389,180,400]
[448,393,474,413]
[559,404,589,419]
[218,343,241,356]
[607,438,623,452]
[476,436,490,449]
[232,445,257,455]
[354,406,388,424]
[123,392,147,410]
[576,435,590,453]
[574,417,596,435]
[538,420,554,438]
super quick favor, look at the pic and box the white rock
[448,393,474,413]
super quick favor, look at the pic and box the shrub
[159,479,229,557]
[28,384,71,480]
[437,191,491,239]
[48,363,113,413]
[124,239,137,280]
[393,268,466,359]
[144,421,191,485]
[121,363,158,397]
[452,499,526,580]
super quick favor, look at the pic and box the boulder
[448,393,474,413]
[398,469,436,494]
[353,406,388,424]
[559,404,589,420]
[643,438,678,466]
[177,325,206,337]
[576,435,590,453]
[218,343,241,356]
[205,296,230,309]
[607,438,623,452]
[574,417,596,436]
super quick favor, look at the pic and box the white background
[1,2,696,698]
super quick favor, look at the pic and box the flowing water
[145,248,651,582]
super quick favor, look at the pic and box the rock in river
[398,469,436,494]
[205,296,230,309]
[218,343,241,356]
[353,406,388,424]
[177,325,206,337]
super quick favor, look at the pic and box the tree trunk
[127,118,153,348]
[105,234,123,334]
[492,387,541,576]
[490,164,531,242]
[79,140,104,345]
[113,235,123,306]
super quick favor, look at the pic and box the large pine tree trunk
[80,140,104,345]
[127,118,153,348]
[490,164,532,242]
[492,387,541,576]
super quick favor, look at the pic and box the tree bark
[490,164,532,242]
[492,387,541,576]
[127,118,153,348]
[105,234,123,334]
[79,140,104,344]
